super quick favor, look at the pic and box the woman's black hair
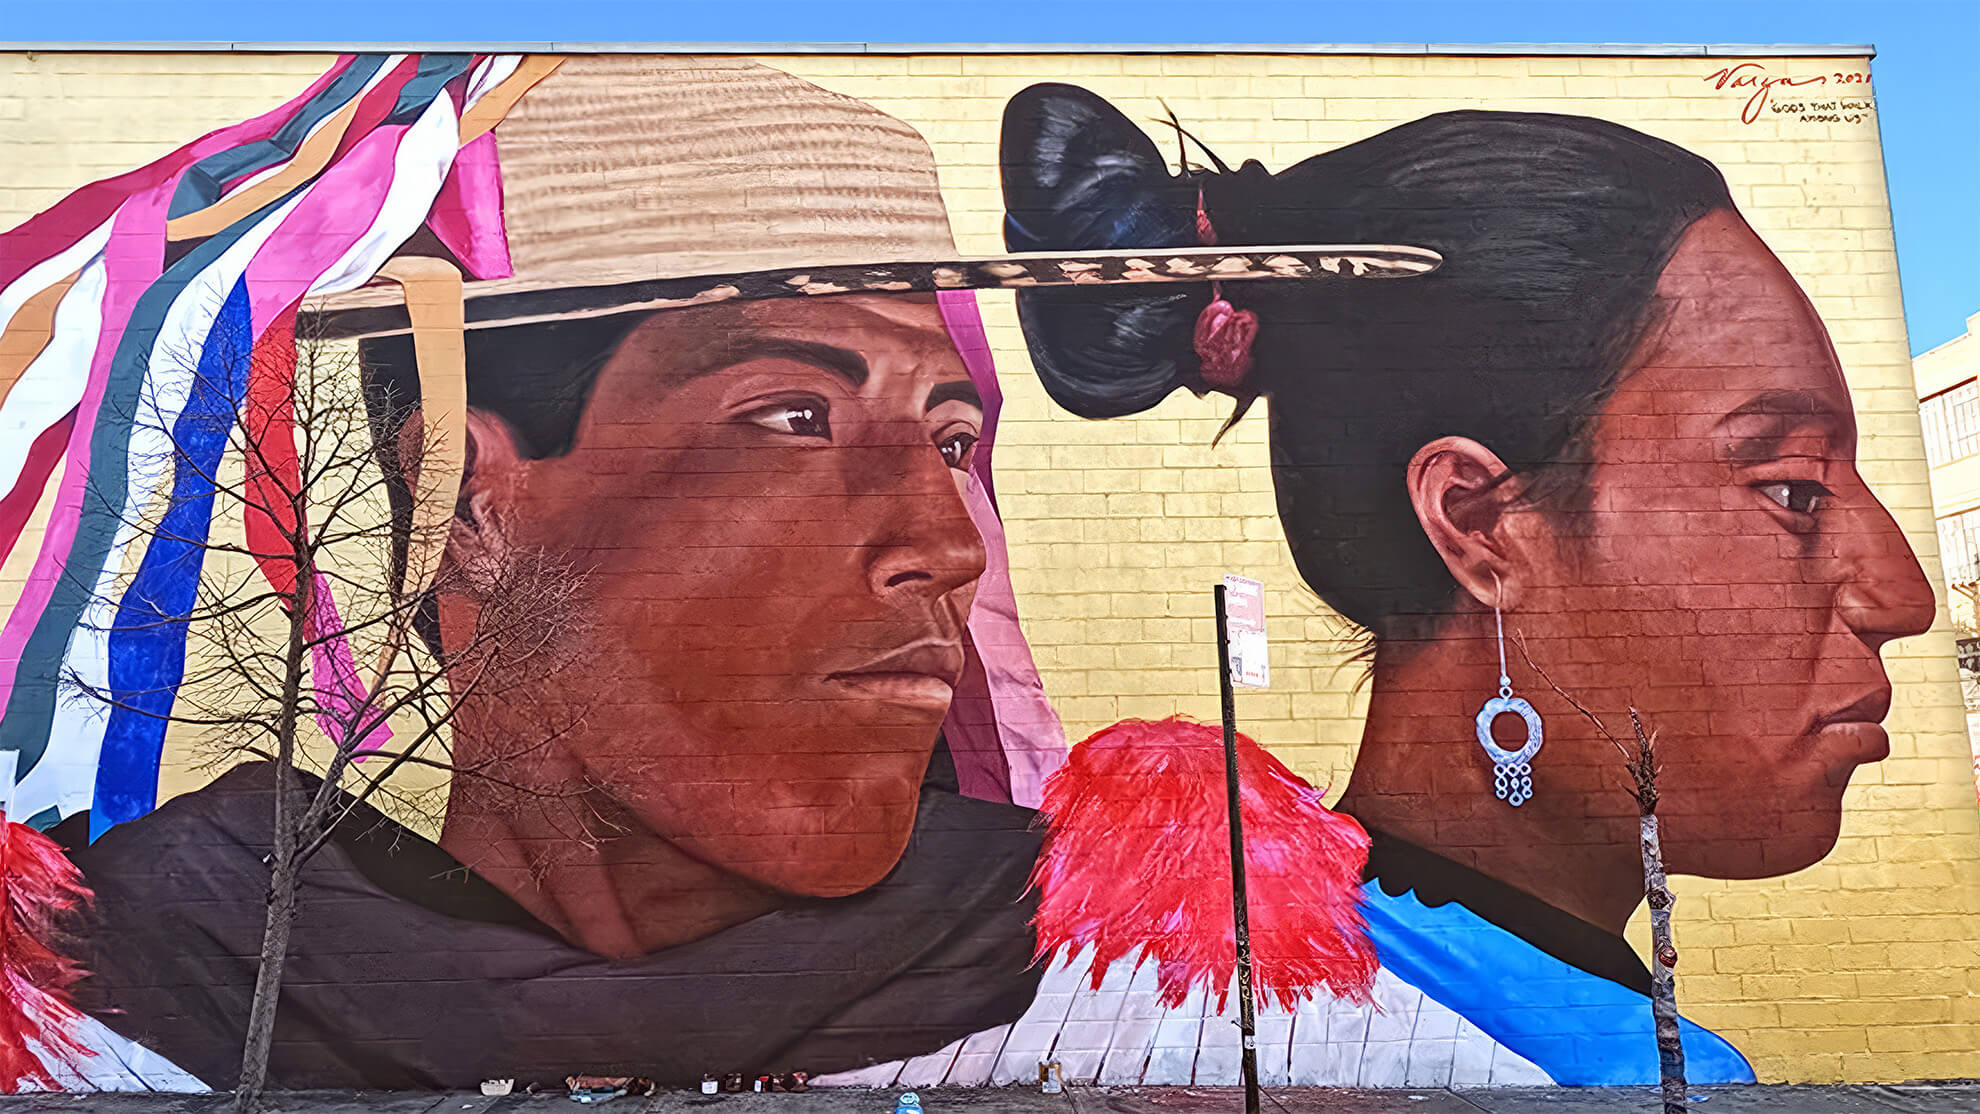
[1002,84,1735,638]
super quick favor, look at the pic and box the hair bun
[1001,84,1210,418]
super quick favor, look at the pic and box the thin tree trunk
[1642,814,1685,1113]
[232,856,297,1113]
[1630,704,1686,1114]
[233,563,312,1114]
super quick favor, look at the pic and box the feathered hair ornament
[1029,717,1378,1011]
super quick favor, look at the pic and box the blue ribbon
[90,277,253,840]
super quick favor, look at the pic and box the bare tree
[1514,638,1687,1114]
[1622,707,1687,1114]
[62,309,587,1112]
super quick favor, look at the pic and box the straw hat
[308,55,1439,339]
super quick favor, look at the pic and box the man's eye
[742,399,831,439]
[1757,480,1832,516]
[938,430,979,471]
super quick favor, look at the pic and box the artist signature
[1705,63,1872,124]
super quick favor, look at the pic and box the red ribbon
[1191,187,1258,389]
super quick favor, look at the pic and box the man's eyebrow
[689,333,870,387]
[1715,388,1845,461]
[925,380,981,414]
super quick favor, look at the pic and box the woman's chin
[1665,818,1843,880]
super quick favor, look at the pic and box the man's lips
[826,641,967,708]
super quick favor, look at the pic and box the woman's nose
[1835,491,1937,649]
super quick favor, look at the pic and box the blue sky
[8,0,1977,353]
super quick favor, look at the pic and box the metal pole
[1214,583,1262,1114]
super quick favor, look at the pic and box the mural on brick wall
[0,53,1426,1093]
[0,54,1947,1094]
[955,82,1936,1089]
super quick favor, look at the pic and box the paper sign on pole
[1222,574,1268,689]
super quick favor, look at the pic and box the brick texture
[1,50,1975,1084]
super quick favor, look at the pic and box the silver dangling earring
[1475,573,1543,807]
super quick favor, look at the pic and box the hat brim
[304,244,1441,339]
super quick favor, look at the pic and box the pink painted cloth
[0,187,175,723]
[427,131,513,281]
[0,57,358,293]
[936,291,1066,807]
[0,56,386,722]
[302,571,393,756]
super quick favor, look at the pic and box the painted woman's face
[1513,209,1935,879]
[468,294,987,897]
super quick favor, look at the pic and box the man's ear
[1405,436,1525,611]
[419,408,528,580]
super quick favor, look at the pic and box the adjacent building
[1914,310,1980,796]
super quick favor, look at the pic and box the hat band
[305,244,1442,339]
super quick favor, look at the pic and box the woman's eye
[938,430,979,471]
[742,399,831,439]
[1757,480,1832,516]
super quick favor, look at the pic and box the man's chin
[747,827,919,898]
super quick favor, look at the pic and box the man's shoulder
[56,762,282,881]
[917,782,1040,833]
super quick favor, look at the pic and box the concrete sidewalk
[4,1085,1979,1114]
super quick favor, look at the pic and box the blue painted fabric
[91,277,254,840]
[386,55,476,124]
[1360,880,1756,1085]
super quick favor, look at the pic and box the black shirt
[56,756,1043,1090]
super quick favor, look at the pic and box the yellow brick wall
[2,49,1976,1084]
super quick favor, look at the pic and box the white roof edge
[0,41,1878,57]
[1917,328,1978,366]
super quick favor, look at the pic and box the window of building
[1921,379,1980,466]
[1938,507,1980,587]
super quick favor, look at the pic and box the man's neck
[438,769,784,959]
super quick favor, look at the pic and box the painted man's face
[456,294,987,897]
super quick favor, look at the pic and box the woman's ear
[1405,436,1525,611]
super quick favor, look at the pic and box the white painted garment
[22,1013,208,1092]
[813,946,1553,1090]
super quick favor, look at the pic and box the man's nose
[860,437,988,601]
[1835,491,1937,650]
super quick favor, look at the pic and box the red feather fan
[0,817,94,1092]
[1030,717,1378,1012]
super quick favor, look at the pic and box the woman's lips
[1812,688,1894,769]
[1813,719,1890,770]
[826,642,967,709]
